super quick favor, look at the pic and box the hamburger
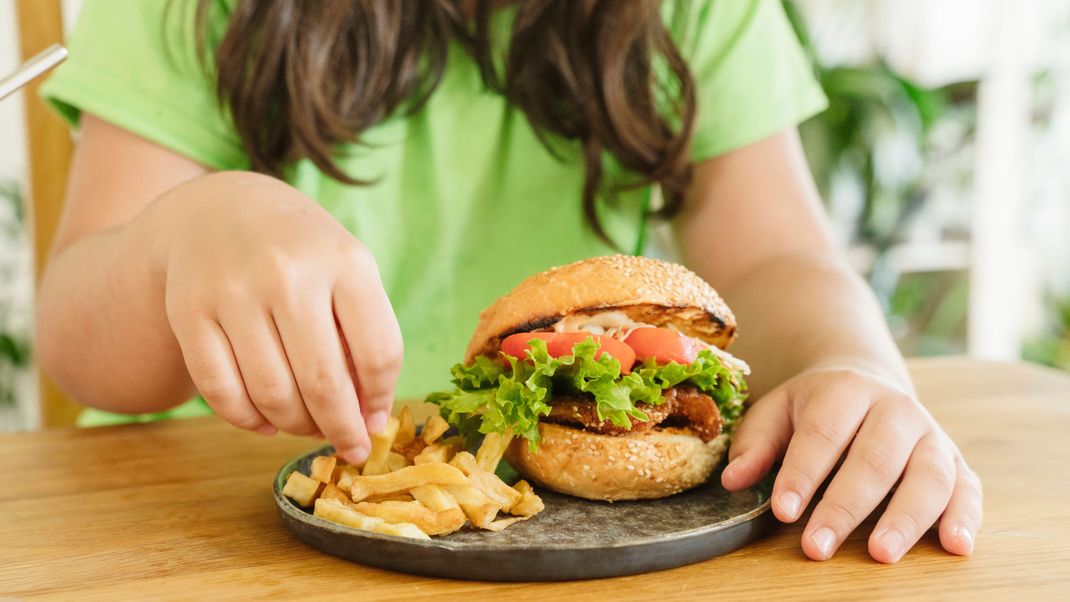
[427,255,749,501]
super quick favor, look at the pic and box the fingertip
[802,526,838,561]
[868,529,906,564]
[772,490,803,523]
[366,409,390,435]
[340,445,370,465]
[721,454,760,491]
[940,524,975,556]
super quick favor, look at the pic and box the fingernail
[810,527,837,560]
[779,491,802,520]
[341,446,369,465]
[953,524,974,553]
[255,424,277,436]
[877,527,906,562]
[366,410,390,434]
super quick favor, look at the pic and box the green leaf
[427,338,749,450]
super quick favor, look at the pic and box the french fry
[421,414,450,445]
[310,455,337,483]
[509,480,545,517]
[314,498,383,530]
[410,485,460,513]
[475,429,513,472]
[315,499,430,540]
[335,464,362,493]
[393,406,416,449]
[364,493,415,503]
[320,482,352,505]
[483,516,533,532]
[412,438,463,465]
[350,462,468,502]
[282,471,324,507]
[445,484,501,529]
[450,452,521,510]
[362,417,401,476]
[353,500,467,536]
[374,521,431,540]
[385,451,410,473]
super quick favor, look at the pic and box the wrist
[798,357,916,396]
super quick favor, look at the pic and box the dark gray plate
[275,446,775,581]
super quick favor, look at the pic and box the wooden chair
[15,0,82,427]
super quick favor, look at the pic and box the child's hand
[144,172,402,464]
[721,366,982,563]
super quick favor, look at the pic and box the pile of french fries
[281,407,543,540]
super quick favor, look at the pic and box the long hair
[195,0,696,246]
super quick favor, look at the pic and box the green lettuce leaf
[426,336,748,449]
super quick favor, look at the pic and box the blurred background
[1,0,1069,431]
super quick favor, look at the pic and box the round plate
[275,446,775,581]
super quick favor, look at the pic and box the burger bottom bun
[505,422,730,501]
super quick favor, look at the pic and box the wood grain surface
[2,357,1068,600]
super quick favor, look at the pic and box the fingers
[333,253,403,433]
[721,387,791,491]
[170,316,274,435]
[938,455,983,556]
[274,289,371,464]
[771,385,870,524]
[801,396,927,561]
[218,307,317,436]
[866,431,956,563]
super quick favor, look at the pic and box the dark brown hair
[194,0,696,245]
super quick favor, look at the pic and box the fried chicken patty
[545,386,723,442]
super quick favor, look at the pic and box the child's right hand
[142,171,402,463]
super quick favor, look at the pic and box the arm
[35,115,401,463]
[678,129,910,398]
[677,129,982,563]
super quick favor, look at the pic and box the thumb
[721,386,792,491]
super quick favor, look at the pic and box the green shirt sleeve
[40,0,247,170]
[677,0,827,161]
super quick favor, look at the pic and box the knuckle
[922,456,957,492]
[196,373,240,405]
[822,497,862,528]
[781,463,818,494]
[250,380,294,412]
[801,416,843,446]
[303,369,347,404]
[860,446,901,482]
[896,504,930,534]
[342,242,378,274]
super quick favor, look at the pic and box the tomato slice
[500,332,637,373]
[623,328,705,365]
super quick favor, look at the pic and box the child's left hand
[721,366,983,563]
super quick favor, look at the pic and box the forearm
[712,251,912,399]
[36,194,194,413]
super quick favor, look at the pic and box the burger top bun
[465,255,737,362]
[505,422,730,501]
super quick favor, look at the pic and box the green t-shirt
[42,0,826,426]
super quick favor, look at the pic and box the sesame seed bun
[505,422,730,501]
[464,255,737,363]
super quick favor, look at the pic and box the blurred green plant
[0,181,30,408]
[782,1,952,254]
[783,1,976,356]
[1023,296,1070,372]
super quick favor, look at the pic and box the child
[38,0,980,563]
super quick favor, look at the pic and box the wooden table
[2,357,1069,600]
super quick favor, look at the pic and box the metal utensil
[0,44,67,102]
